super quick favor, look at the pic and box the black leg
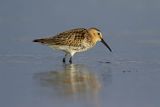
[62,54,67,63]
[63,58,65,63]
[69,57,72,64]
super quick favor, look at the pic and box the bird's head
[88,27,112,52]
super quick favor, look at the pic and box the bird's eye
[97,32,100,35]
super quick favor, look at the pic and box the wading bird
[33,27,112,63]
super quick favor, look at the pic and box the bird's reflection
[34,64,101,96]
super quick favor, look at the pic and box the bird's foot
[69,57,72,64]
[63,58,65,63]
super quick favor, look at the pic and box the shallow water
[0,0,160,107]
[1,54,160,107]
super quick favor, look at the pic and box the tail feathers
[33,39,47,44]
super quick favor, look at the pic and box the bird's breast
[72,41,95,52]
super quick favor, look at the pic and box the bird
[33,27,112,63]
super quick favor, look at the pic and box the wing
[34,28,91,47]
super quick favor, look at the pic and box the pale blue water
[0,0,160,107]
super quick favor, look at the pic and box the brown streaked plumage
[33,27,112,63]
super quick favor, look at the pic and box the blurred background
[0,0,160,60]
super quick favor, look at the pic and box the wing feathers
[33,28,91,47]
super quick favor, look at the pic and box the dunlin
[33,27,112,63]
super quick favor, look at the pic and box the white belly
[48,44,92,54]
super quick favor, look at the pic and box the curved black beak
[101,38,112,52]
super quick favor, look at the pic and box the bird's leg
[63,54,67,63]
[69,57,72,64]
[69,52,75,64]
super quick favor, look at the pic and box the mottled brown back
[33,28,92,47]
